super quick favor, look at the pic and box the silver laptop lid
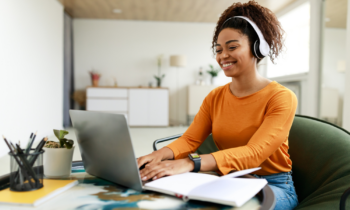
[69,110,143,191]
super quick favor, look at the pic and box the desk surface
[0,165,274,210]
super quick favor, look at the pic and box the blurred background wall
[0,0,64,157]
[73,19,230,125]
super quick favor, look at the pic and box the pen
[28,137,47,165]
[2,135,13,153]
[9,141,16,153]
[25,131,37,154]
[25,133,33,152]
[16,144,37,186]
[37,137,48,152]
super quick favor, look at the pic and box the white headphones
[221,16,270,59]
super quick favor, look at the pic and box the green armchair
[289,115,350,210]
[153,115,350,209]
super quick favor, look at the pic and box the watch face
[190,153,200,159]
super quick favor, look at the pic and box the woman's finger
[141,163,163,180]
[140,162,152,176]
[140,162,161,178]
[137,157,145,168]
[143,167,164,181]
[152,170,171,180]
[137,156,152,168]
[140,162,153,177]
[138,153,164,169]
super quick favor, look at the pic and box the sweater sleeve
[211,90,298,175]
[166,92,213,159]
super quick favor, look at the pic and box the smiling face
[215,28,257,78]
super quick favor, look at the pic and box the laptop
[69,110,146,191]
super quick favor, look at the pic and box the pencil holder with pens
[9,149,44,191]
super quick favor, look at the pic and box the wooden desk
[0,162,275,210]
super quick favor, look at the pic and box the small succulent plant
[44,129,74,149]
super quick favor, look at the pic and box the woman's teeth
[223,63,233,67]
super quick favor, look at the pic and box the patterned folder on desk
[0,179,78,206]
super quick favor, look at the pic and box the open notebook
[143,167,267,207]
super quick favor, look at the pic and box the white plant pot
[210,77,218,85]
[43,147,75,178]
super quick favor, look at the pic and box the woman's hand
[139,158,194,181]
[137,147,174,169]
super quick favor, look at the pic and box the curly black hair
[212,1,284,64]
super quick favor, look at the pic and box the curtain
[63,12,74,128]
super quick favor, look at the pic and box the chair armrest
[153,133,183,151]
[340,187,350,210]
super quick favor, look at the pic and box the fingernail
[142,176,147,181]
[153,176,157,180]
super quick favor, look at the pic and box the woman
[138,1,298,209]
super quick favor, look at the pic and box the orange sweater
[166,81,297,175]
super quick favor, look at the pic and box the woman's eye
[216,49,222,53]
[229,47,237,50]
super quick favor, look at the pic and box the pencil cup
[9,150,44,192]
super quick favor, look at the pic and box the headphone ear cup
[253,40,260,59]
[253,40,264,59]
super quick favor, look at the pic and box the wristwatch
[188,153,201,172]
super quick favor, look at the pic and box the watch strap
[192,159,201,172]
[188,153,201,172]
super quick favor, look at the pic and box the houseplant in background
[89,70,101,87]
[154,54,165,87]
[43,130,74,178]
[195,67,206,85]
[207,64,221,85]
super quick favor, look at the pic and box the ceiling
[325,0,347,28]
[58,0,347,28]
[58,0,297,23]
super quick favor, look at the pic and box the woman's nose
[222,52,229,58]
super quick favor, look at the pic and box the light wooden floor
[0,126,188,176]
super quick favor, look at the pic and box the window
[266,2,310,78]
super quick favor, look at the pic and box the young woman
[138,1,298,209]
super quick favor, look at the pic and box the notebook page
[188,178,267,207]
[221,167,261,179]
[144,172,218,196]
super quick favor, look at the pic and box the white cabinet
[87,99,128,112]
[129,89,169,126]
[149,89,169,126]
[87,88,127,98]
[129,89,148,126]
[86,87,169,127]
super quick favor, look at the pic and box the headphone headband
[221,16,270,57]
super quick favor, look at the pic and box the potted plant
[43,130,75,178]
[207,64,221,85]
[154,54,165,87]
[89,70,101,87]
